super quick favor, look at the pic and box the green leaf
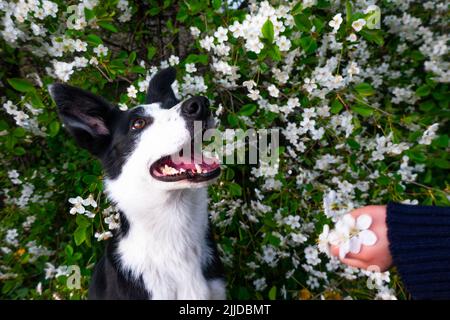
[84,8,95,21]
[261,19,274,43]
[76,215,91,228]
[347,138,360,150]
[354,83,375,96]
[212,0,221,10]
[415,85,431,97]
[30,92,44,108]
[239,104,257,116]
[147,45,157,60]
[268,286,277,300]
[74,226,87,246]
[48,121,60,137]
[331,99,344,114]
[360,29,384,46]
[345,0,352,24]
[299,36,317,54]
[227,114,239,127]
[351,104,373,117]
[86,34,103,45]
[290,2,303,16]
[13,127,26,138]
[433,158,450,169]
[229,183,242,196]
[184,54,208,65]
[128,51,137,64]
[65,244,74,257]
[98,21,118,33]
[294,14,311,32]
[267,45,281,61]
[419,100,435,112]
[225,167,235,181]
[7,78,34,92]
[14,147,26,156]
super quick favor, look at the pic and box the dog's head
[49,68,221,205]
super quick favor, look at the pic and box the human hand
[330,205,393,272]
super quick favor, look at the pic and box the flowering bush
[1,0,449,300]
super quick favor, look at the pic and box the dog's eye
[131,118,146,130]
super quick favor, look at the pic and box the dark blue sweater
[387,203,450,300]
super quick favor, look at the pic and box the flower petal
[349,237,362,254]
[342,214,356,228]
[328,230,342,246]
[360,230,377,246]
[339,241,350,260]
[356,214,372,230]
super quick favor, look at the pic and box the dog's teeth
[179,168,186,173]
[202,169,208,173]
[162,165,178,175]
[195,164,202,173]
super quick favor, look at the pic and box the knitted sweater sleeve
[386,202,450,300]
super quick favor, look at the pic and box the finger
[330,245,368,260]
[338,257,369,270]
[350,205,386,219]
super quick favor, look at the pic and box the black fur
[146,67,179,109]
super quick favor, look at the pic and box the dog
[49,67,226,299]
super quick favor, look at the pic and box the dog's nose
[181,96,210,121]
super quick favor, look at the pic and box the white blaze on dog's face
[49,67,220,214]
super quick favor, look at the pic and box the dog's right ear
[146,67,179,109]
[49,84,117,156]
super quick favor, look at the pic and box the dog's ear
[49,83,118,156]
[145,67,179,109]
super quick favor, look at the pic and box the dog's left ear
[49,83,118,157]
[146,67,179,109]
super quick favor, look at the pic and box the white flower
[247,89,261,101]
[418,123,439,145]
[95,231,113,241]
[267,84,280,98]
[329,214,378,260]
[89,57,99,65]
[347,61,360,77]
[304,246,321,266]
[93,44,108,57]
[118,103,128,111]
[190,26,201,38]
[214,26,228,43]
[53,61,74,82]
[318,224,331,255]
[253,277,267,291]
[347,33,357,42]
[352,19,366,32]
[185,63,197,73]
[329,13,343,32]
[68,196,85,215]
[303,77,317,93]
[292,233,307,243]
[127,85,138,99]
[5,229,19,246]
[168,55,179,66]
[74,39,87,52]
[200,36,215,51]
[284,215,300,228]
[276,35,291,51]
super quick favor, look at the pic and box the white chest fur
[113,188,225,299]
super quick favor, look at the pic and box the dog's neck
[106,185,212,299]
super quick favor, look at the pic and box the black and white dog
[49,67,226,299]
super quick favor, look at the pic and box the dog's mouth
[150,145,221,183]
